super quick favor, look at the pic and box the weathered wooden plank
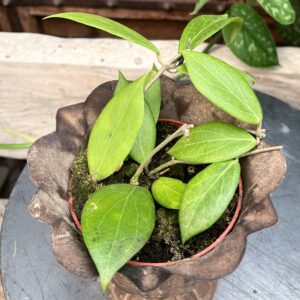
[0,32,299,159]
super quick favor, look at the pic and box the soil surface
[70,122,238,262]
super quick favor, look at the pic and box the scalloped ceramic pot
[28,77,286,299]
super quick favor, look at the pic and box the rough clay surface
[28,77,286,299]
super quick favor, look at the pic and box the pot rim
[68,118,243,267]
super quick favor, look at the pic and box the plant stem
[150,146,283,176]
[130,123,194,185]
[238,146,283,158]
[247,123,266,143]
[144,53,182,91]
[148,159,195,177]
[202,32,223,54]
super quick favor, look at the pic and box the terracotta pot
[68,117,243,267]
[28,77,286,299]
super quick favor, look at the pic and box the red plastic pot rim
[68,118,243,267]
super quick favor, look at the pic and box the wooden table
[1,92,300,299]
[0,32,300,159]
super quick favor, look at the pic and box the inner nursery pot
[28,77,286,300]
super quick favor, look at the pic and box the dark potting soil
[69,122,238,262]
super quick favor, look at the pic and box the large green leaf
[45,12,160,54]
[182,50,263,124]
[81,184,155,290]
[87,76,146,181]
[113,71,158,164]
[179,14,242,51]
[190,0,209,15]
[168,121,256,163]
[223,4,278,67]
[114,71,129,95]
[179,63,254,84]
[151,177,186,209]
[257,0,295,25]
[144,70,161,122]
[129,103,156,163]
[179,160,240,244]
[178,62,254,84]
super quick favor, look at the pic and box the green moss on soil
[69,123,238,262]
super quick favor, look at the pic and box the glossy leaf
[113,71,158,163]
[179,14,242,51]
[129,103,156,163]
[257,0,295,25]
[82,184,155,290]
[190,0,209,15]
[87,76,146,181]
[114,71,129,95]
[168,121,256,163]
[151,177,186,209]
[223,4,278,67]
[178,61,254,84]
[180,160,240,244]
[144,70,161,122]
[45,12,160,54]
[182,50,263,124]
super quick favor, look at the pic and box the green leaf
[129,103,156,163]
[276,0,300,46]
[168,121,256,163]
[236,69,255,85]
[114,71,129,95]
[81,184,155,290]
[151,177,186,209]
[182,50,263,124]
[0,143,32,149]
[87,76,146,181]
[178,63,253,84]
[190,0,209,15]
[223,4,278,67]
[179,14,242,51]
[177,64,189,75]
[45,12,160,54]
[113,70,158,164]
[179,160,240,244]
[257,0,295,25]
[144,70,161,122]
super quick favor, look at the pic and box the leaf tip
[181,232,189,246]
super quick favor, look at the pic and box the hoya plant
[41,12,282,291]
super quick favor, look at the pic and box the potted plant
[28,12,286,299]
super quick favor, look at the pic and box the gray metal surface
[1,92,300,299]
[0,166,105,300]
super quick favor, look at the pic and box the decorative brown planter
[28,76,286,299]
